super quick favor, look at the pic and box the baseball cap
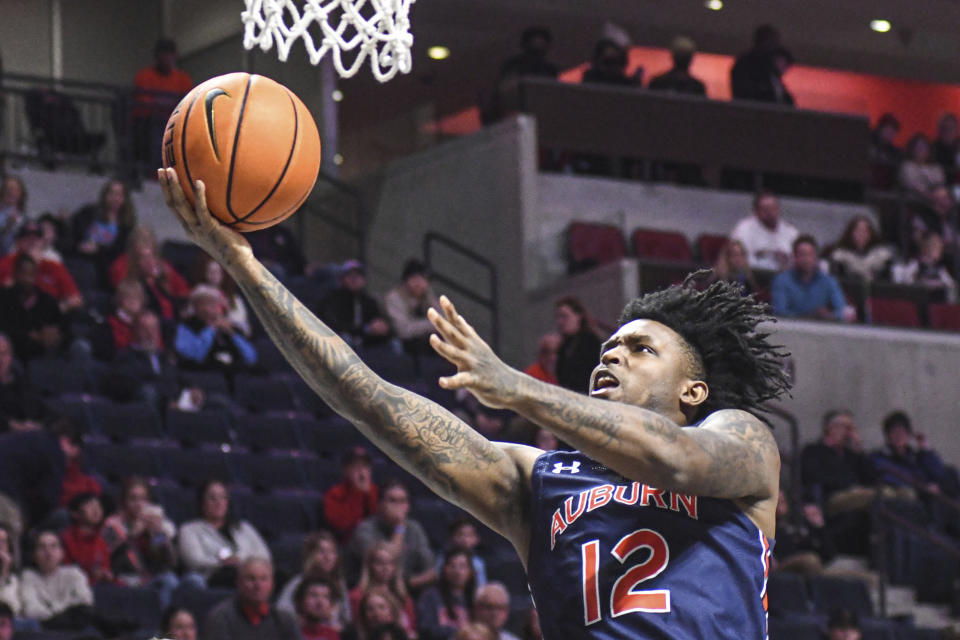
[340,259,365,276]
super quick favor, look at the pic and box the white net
[241,0,415,82]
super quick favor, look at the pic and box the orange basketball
[162,72,321,232]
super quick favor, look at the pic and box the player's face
[591,320,700,418]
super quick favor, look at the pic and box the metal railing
[423,231,500,351]
[299,170,367,263]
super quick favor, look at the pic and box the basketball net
[241,0,415,82]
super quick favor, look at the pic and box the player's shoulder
[696,409,776,448]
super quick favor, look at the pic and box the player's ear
[680,379,709,409]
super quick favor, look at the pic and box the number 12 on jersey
[581,528,671,625]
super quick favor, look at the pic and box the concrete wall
[363,117,537,362]
[0,0,53,76]
[527,174,876,289]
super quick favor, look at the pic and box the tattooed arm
[428,297,779,535]
[157,170,540,557]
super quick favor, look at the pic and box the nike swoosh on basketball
[204,88,230,161]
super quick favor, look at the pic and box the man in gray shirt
[350,478,437,591]
[204,557,301,640]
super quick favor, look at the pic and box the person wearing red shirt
[109,226,190,321]
[295,577,342,640]
[61,492,113,585]
[132,38,194,173]
[0,223,82,312]
[522,333,560,385]
[323,448,379,543]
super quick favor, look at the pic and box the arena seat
[631,228,694,262]
[153,480,196,525]
[356,346,418,384]
[160,240,202,280]
[230,452,308,492]
[859,617,900,640]
[307,416,370,456]
[807,576,874,619]
[927,303,960,331]
[270,532,307,578]
[233,411,308,452]
[155,447,234,488]
[768,615,823,640]
[232,490,316,540]
[28,357,93,396]
[252,335,291,372]
[166,408,235,447]
[170,584,232,626]
[85,441,160,484]
[94,400,163,442]
[767,571,812,616]
[566,221,627,273]
[867,298,921,328]
[93,583,162,635]
[45,393,111,432]
[179,370,230,396]
[233,372,297,412]
[63,256,98,292]
[696,233,729,266]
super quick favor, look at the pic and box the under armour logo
[552,461,581,474]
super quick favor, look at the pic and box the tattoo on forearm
[230,260,510,509]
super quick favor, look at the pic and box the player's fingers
[440,295,479,340]
[427,307,467,349]
[162,169,200,227]
[438,371,474,390]
[158,169,195,231]
[429,333,469,364]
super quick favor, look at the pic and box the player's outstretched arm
[429,298,778,517]
[157,169,539,555]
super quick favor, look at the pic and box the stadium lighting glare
[705,0,724,11]
[870,19,892,33]
[333,153,344,166]
[331,89,343,102]
[428,46,450,60]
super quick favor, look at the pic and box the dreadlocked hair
[617,271,791,422]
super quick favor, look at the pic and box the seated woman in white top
[19,531,93,623]
[827,215,894,283]
[177,479,271,588]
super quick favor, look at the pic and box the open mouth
[591,371,620,394]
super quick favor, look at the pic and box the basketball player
[159,169,790,639]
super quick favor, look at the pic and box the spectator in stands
[349,543,416,638]
[193,252,252,337]
[60,492,113,585]
[325,447,380,543]
[553,296,602,395]
[342,587,405,640]
[471,583,517,640]
[892,231,958,304]
[36,213,65,264]
[384,260,440,358]
[416,549,476,640]
[204,556,301,640]
[108,310,185,407]
[934,113,960,183]
[296,577,342,640]
[771,489,834,575]
[98,278,146,358]
[175,286,258,374]
[772,235,854,322]
[56,418,101,514]
[534,428,559,452]
[277,531,351,629]
[825,608,861,640]
[72,179,137,279]
[439,519,486,588]
[523,333,560,385]
[351,479,436,592]
[800,410,876,555]
[869,113,902,172]
[179,479,272,588]
[101,476,179,607]
[19,530,94,630]
[908,185,960,262]
[730,190,799,271]
[827,216,893,282]
[132,39,193,173]
[163,607,198,640]
[0,222,83,312]
[0,332,46,434]
[899,133,946,197]
[320,260,392,349]
[870,411,958,497]
[110,226,190,321]
[0,254,64,362]
[0,176,26,256]
[247,226,306,281]
[581,39,639,87]
[497,27,557,82]
[730,25,793,105]
[455,624,494,640]
[648,36,706,96]
[707,239,757,295]
[0,602,11,640]
[0,526,19,616]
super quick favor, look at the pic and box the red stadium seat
[631,228,693,262]
[867,297,920,328]
[566,222,627,273]
[696,234,729,266]
[928,303,960,331]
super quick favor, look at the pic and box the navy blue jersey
[528,450,772,640]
